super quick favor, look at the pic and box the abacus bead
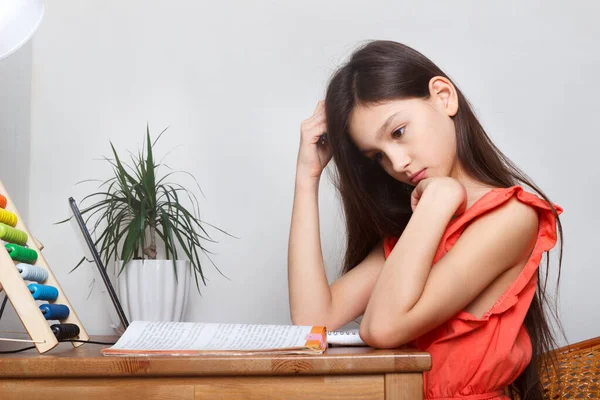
[39,304,69,320]
[28,283,58,301]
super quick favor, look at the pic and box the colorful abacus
[0,180,89,353]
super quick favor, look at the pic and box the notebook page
[327,328,367,346]
[108,321,316,351]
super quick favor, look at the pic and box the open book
[101,321,328,356]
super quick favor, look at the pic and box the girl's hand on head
[296,100,333,180]
[410,177,467,216]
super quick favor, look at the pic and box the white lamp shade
[0,0,44,61]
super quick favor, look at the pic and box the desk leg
[385,373,423,400]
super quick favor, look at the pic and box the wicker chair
[539,336,600,398]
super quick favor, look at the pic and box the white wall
[0,41,32,331]
[0,41,31,220]
[17,0,600,345]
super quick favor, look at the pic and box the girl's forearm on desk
[361,189,458,330]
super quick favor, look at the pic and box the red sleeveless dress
[383,186,562,399]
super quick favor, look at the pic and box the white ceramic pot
[117,259,191,322]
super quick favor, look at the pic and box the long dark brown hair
[323,40,564,399]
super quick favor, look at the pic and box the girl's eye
[371,152,384,164]
[391,126,405,139]
[368,127,404,164]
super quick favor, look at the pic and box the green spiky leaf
[56,125,236,295]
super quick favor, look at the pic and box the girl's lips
[410,169,427,183]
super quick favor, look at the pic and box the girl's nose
[390,152,411,174]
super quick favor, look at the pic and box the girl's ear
[429,76,458,117]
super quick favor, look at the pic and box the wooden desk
[0,339,431,400]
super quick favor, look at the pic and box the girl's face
[348,77,460,187]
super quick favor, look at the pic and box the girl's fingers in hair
[313,99,325,114]
[317,133,328,146]
[311,124,328,143]
[302,115,325,131]
[301,121,327,141]
[302,107,326,128]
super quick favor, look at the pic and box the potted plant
[61,125,231,323]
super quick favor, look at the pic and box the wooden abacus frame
[0,180,89,353]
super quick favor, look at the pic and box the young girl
[288,40,564,399]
